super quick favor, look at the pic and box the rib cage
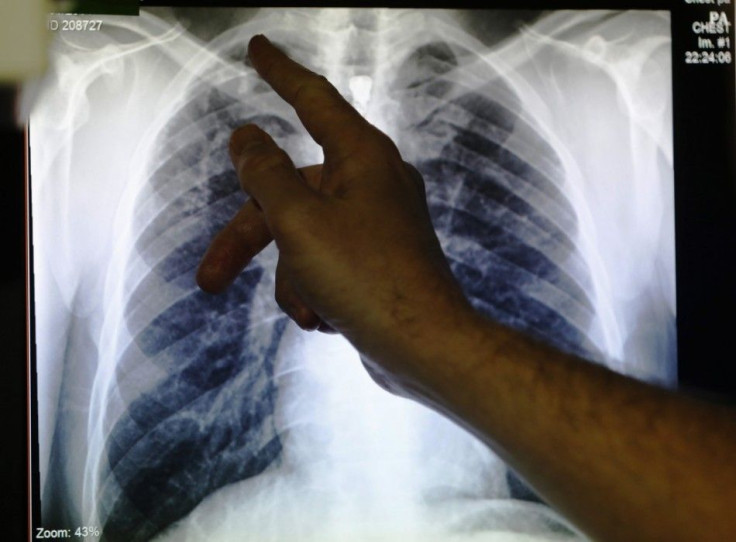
[102,16,603,541]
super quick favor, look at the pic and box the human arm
[412,311,736,542]
[197,35,736,542]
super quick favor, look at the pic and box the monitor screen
[24,2,735,541]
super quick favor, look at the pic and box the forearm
[396,307,736,542]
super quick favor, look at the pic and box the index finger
[247,35,375,157]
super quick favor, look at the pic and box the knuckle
[293,74,337,107]
[274,289,289,313]
[274,282,315,330]
[376,130,398,151]
[403,161,422,182]
[295,310,320,331]
[230,123,261,142]
[317,322,338,335]
[312,73,333,89]
[274,278,291,313]
[271,196,316,234]
[239,146,292,176]
[310,74,335,93]
[229,124,267,156]
[403,161,427,195]
[329,127,401,174]
[366,127,400,155]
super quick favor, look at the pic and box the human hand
[196,35,473,381]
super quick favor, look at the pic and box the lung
[97,82,295,541]
[99,31,601,541]
[392,41,601,363]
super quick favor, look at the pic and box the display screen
[25,2,735,541]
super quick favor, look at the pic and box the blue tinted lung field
[29,8,675,542]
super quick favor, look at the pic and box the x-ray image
[28,8,675,542]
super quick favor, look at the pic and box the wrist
[357,286,490,404]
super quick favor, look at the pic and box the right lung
[98,85,294,542]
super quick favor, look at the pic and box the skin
[197,35,736,541]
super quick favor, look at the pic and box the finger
[317,322,338,334]
[359,356,407,397]
[196,199,272,294]
[197,162,322,295]
[275,260,322,331]
[403,161,426,197]
[298,164,323,191]
[247,35,376,157]
[229,124,316,216]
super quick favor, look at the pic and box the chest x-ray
[29,8,675,542]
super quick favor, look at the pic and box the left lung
[391,41,604,364]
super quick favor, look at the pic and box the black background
[2,91,27,540]
[7,0,735,539]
